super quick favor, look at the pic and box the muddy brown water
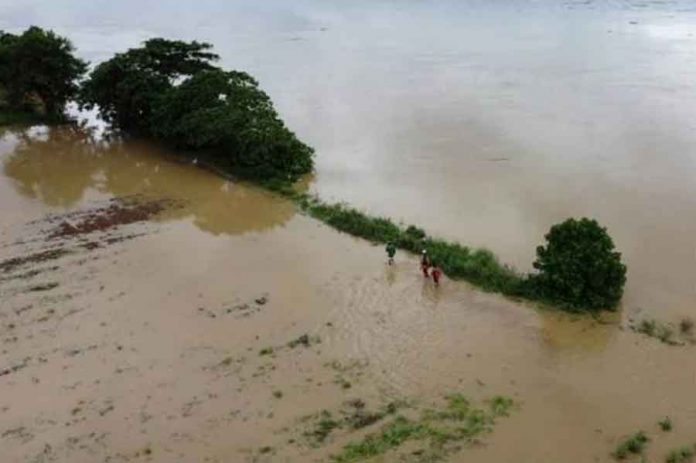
[1,0,696,461]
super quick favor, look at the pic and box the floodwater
[1,1,696,462]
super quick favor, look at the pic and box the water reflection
[1,125,296,236]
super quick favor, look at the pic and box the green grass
[292,196,529,299]
[259,347,274,356]
[659,417,673,432]
[633,319,683,346]
[613,431,649,460]
[333,415,428,462]
[666,445,695,463]
[331,394,514,462]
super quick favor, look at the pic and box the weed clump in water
[259,347,274,356]
[665,445,696,463]
[680,318,694,336]
[613,431,648,460]
[631,318,687,346]
[659,417,673,432]
[331,394,514,462]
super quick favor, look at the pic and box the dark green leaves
[0,26,86,116]
[530,218,626,311]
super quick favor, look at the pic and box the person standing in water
[431,263,442,287]
[386,241,396,265]
[420,250,431,277]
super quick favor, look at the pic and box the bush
[529,218,626,311]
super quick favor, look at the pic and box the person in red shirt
[431,263,442,287]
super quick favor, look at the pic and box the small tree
[0,26,86,116]
[530,218,626,311]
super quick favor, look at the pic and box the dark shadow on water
[0,124,297,236]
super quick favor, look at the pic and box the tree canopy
[0,26,87,117]
[80,38,314,182]
[79,38,218,133]
[530,218,627,311]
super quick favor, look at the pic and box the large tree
[82,39,313,182]
[0,26,87,116]
[151,69,313,181]
[79,38,218,133]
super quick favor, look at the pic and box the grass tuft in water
[613,431,648,460]
[659,417,673,432]
[331,394,514,462]
[665,445,696,463]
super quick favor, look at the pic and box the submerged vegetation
[331,394,514,462]
[613,431,649,460]
[299,394,514,462]
[666,445,696,463]
[630,318,695,346]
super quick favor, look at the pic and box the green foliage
[529,218,626,311]
[666,445,695,463]
[613,431,648,460]
[332,395,514,462]
[79,38,217,133]
[302,198,525,296]
[633,319,682,346]
[0,26,86,116]
[259,347,273,356]
[659,417,673,432]
[151,69,313,181]
[80,38,313,181]
[333,416,427,462]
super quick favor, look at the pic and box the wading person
[420,250,431,277]
[431,263,442,287]
[386,241,396,265]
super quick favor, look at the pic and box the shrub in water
[530,218,626,311]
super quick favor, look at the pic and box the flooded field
[1,0,696,462]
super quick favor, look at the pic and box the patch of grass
[334,415,427,462]
[666,445,695,463]
[331,395,514,462]
[659,417,673,432]
[632,319,683,346]
[306,411,341,445]
[680,318,694,336]
[259,347,274,356]
[288,334,320,348]
[613,431,648,460]
[297,197,526,298]
[637,319,657,336]
[489,395,514,417]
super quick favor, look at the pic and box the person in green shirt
[386,242,396,265]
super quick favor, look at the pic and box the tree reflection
[1,124,297,235]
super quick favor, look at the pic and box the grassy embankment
[262,180,531,301]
